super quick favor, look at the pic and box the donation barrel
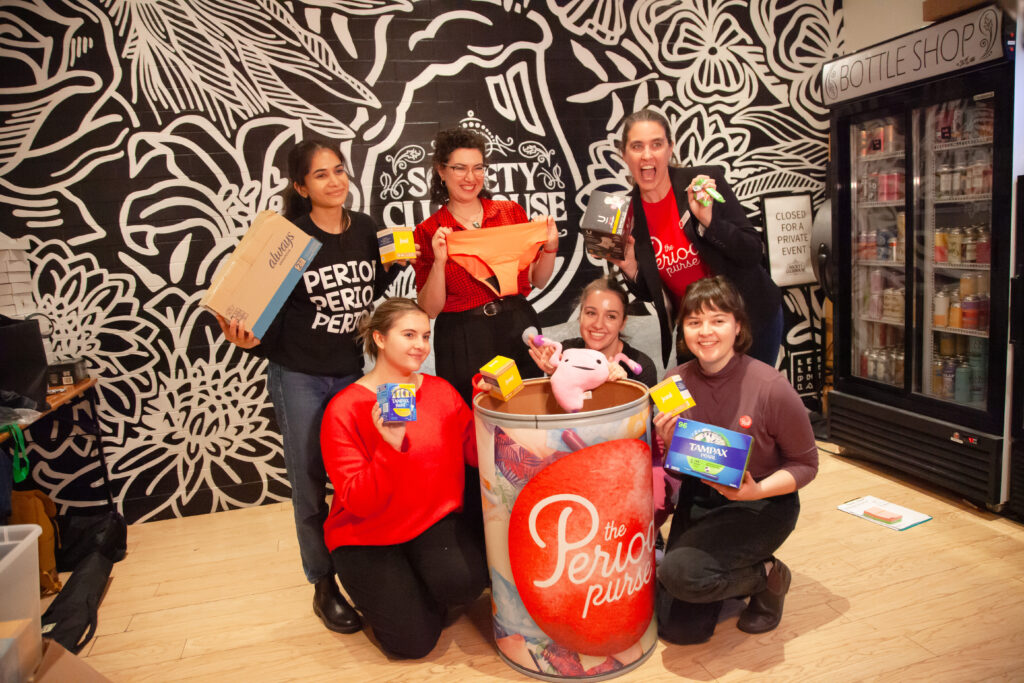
[474,378,656,681]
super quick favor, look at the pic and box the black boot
[313,575,361,634]
[737,558,792,634]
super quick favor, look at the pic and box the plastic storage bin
[0,525,43,682]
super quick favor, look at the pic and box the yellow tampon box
[479,355,523,401]
[649,374,696,417]
[377,227,417,263]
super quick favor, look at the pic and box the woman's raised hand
[216,314,261,349]
[528,339,557,375]
[431,226,451,264]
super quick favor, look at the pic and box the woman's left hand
[706,471,762,501]
[686,174,717,229]
[539,215,558,254]
[652,411,679,447]
[371,403,406,451]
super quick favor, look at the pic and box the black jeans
[331,513,489,659]
[656,482,800,644]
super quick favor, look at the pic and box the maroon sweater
[667,354,818,489]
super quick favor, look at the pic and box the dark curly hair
[429,127,493,205]
[676,276,753,357]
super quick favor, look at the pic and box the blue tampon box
[665,419,753,489]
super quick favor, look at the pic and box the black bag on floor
[56,510,127,571]
[41,551,113,654]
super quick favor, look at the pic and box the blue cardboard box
[376,383,416,422]
[665,419,753,489]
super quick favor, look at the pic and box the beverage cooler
[822,6,1016,509]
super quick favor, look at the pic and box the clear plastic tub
[0,525,43,682]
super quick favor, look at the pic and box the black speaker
[0,315,50,411]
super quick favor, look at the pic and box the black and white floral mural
[2,0,843,522]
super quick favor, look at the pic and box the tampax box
[377,383,416,422]
[581,190,634,260]
[201,211,321,339]
[665,419,753,489]
[649,374,696,417]
[377,227,416,264]
[479,355,523,401]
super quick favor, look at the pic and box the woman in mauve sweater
[320,298,488,659]
[653,276,818,645]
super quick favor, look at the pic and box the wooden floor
[70,446,1024,682]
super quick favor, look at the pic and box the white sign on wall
[822,4,1004,106]
[762,194,816,287]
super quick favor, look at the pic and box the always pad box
[201,211,321,339]
[665,419,753,489]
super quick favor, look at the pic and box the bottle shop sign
[821,4,1004,106]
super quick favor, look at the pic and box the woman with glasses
[413,127,559,406]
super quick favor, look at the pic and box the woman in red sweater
[320,298,488,659]
[652,276,818,644]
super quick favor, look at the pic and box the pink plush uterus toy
[524,328,642,413]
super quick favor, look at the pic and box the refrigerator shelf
[935,194,992,204]
[858,151,905,162]
[932,325,989,338]
[934,136,993,151]
[861,315,905,327]
[857,259,903,268]
[859,200,906,209]
[932,261,991,271]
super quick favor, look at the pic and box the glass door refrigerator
[825,9,1015,510]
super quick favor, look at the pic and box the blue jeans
[747,304,784,368]
[267,362,357,583]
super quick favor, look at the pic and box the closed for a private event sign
[762,194,816,287]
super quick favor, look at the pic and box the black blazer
[625,166,781,365]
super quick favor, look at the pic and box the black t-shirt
[257,211,394,377]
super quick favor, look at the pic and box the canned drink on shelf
[976,270,989,295]
[859,129,869,157]
[869,292,884,319]
[964,233,977,263]
[859,348,870,377]
[894,350,905,385]
[942,357,957,399]
[955,361,972,403]
[933,290,949,327]
[876,231,891,260]
[960,272,976,297]
[932,358,945,396]
[961,295,980,329]
[948,299,962,328]
[869,267,885,293]
[896,211,906,238]
[938,164,952,197]
[866,172,879,201]
[938,332,956,356]
[975,229,990,263]
[947,228,964,264]
[934,228,948,262]
[978,294,989,329]
[864,230,877,259]
[956,334,970,356]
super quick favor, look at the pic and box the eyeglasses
[444,164,488,178]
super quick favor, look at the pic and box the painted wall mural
[1,0,844,522]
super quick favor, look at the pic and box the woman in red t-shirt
[607,109,783,368]
[413,127,559,405]
[320,298,488,659]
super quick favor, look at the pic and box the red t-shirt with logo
[642,191,711,305]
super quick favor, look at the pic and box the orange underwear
[445,220,548,297]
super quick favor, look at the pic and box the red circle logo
[739,415,752,429]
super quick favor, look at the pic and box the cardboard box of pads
[201,211,321,339]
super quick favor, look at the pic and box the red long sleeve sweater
[320,374,477,549]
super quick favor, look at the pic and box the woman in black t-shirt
[217,138,405,635]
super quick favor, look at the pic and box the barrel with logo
[474,378,656,681]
